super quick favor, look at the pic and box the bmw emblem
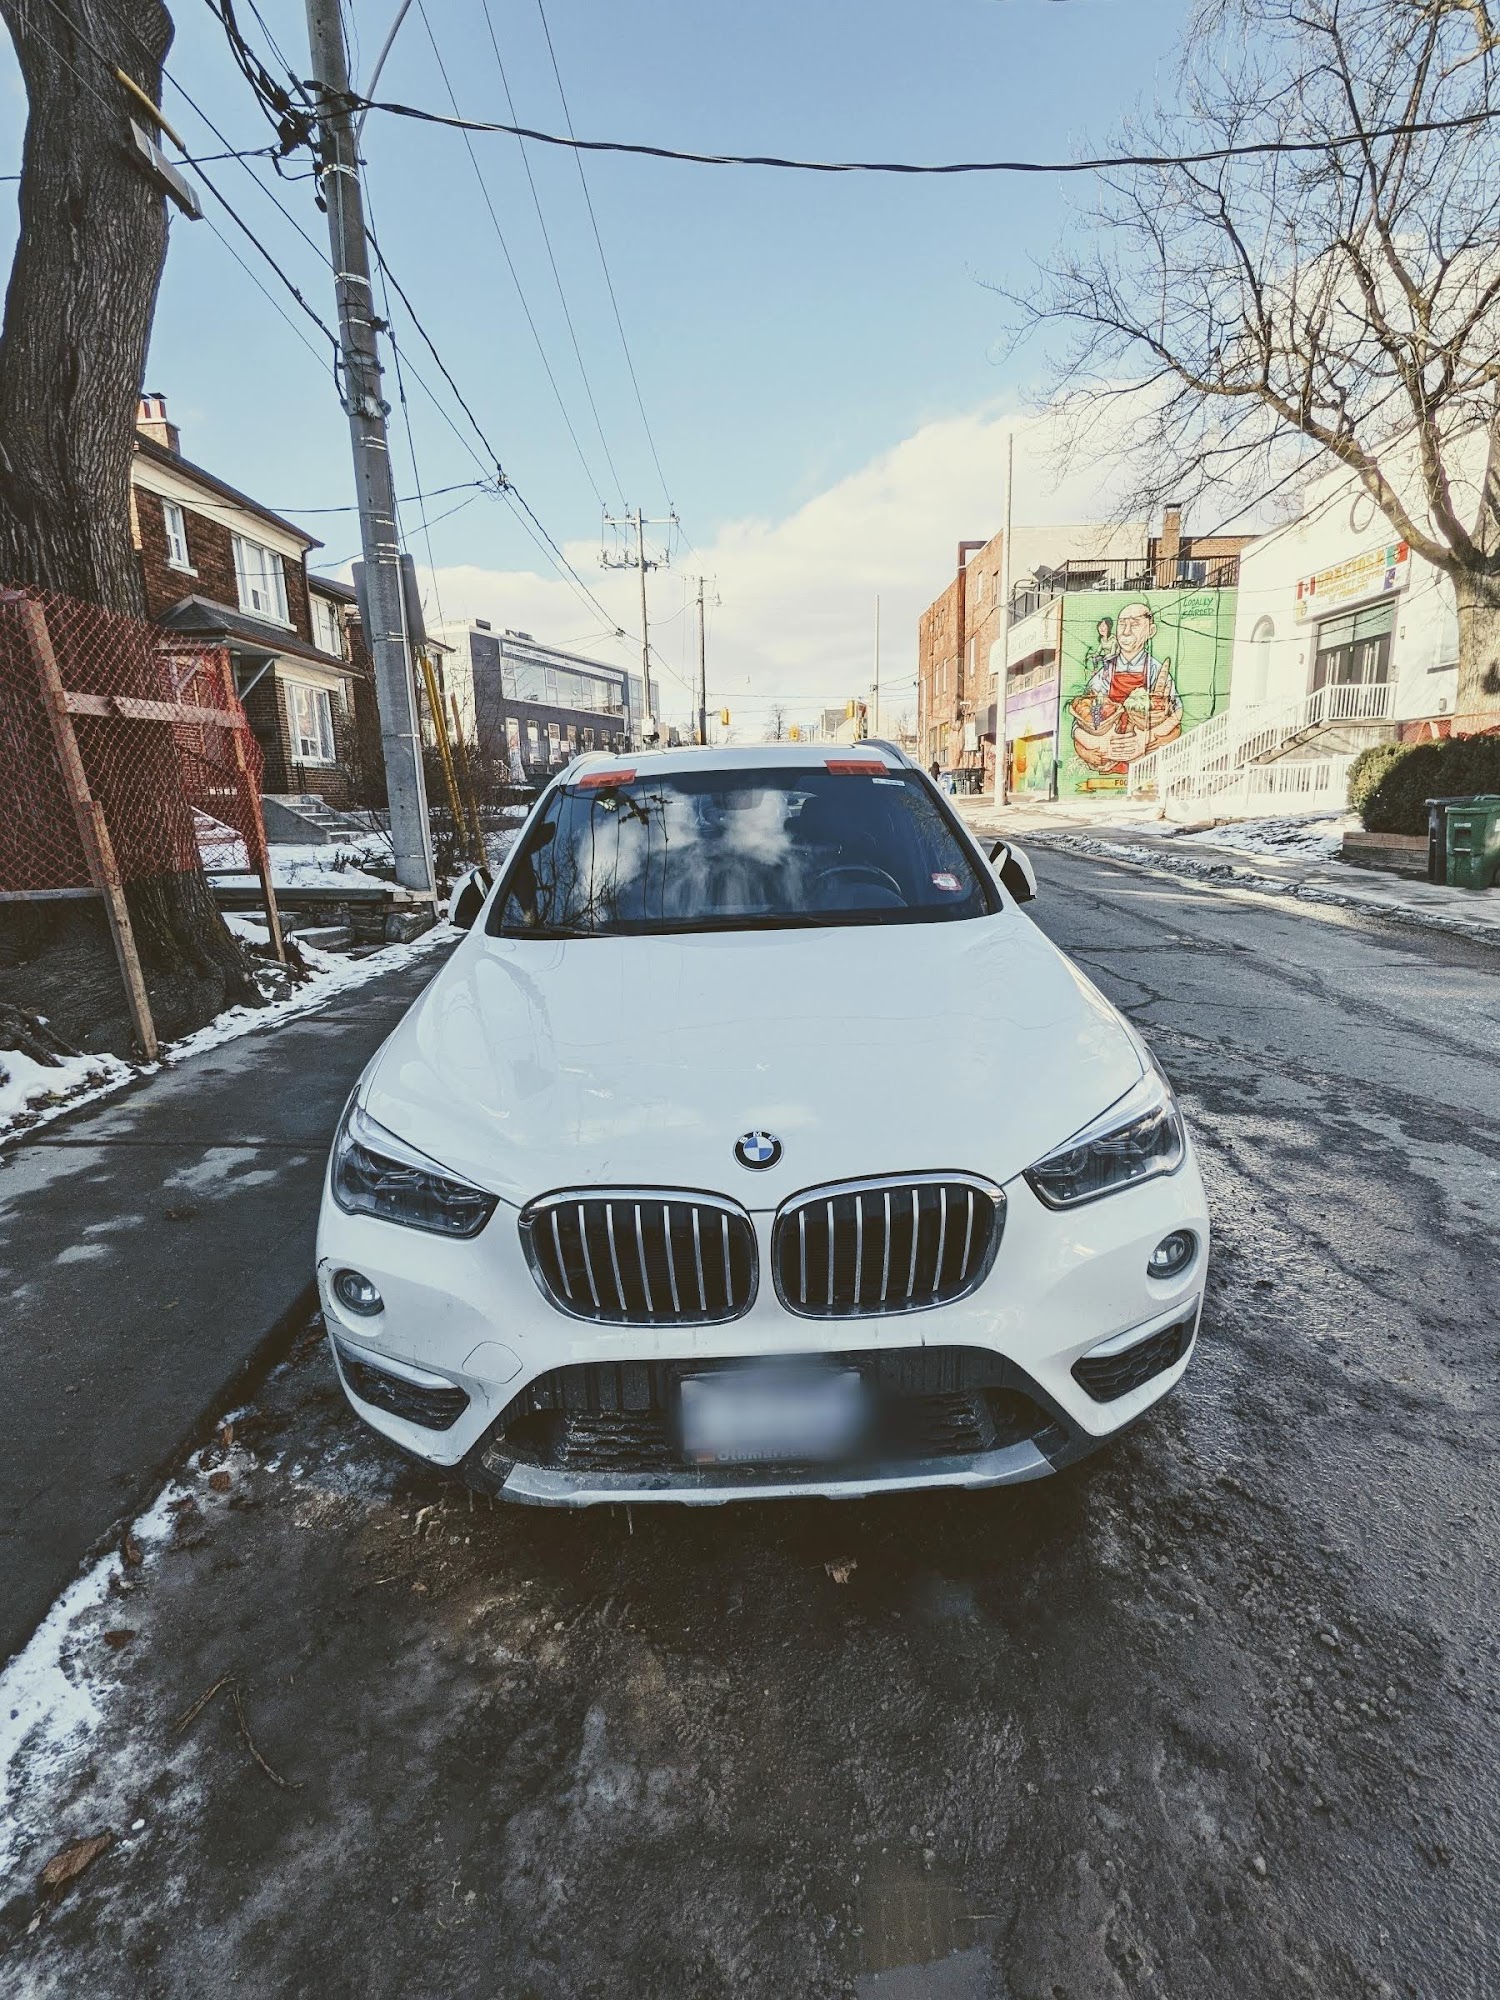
[734,1130,783,1171]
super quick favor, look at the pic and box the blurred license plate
[679,1367,867,1466]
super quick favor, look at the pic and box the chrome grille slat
[772,1175,1005,1321]
[662,1205,682,1314]
[550,1210,572,1302]
[522,1191,755,1326]
[577,1202,601,1312]
[634,1203,654,1315]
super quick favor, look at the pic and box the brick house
[130,393,373,809]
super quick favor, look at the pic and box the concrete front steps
[261,793,377,846]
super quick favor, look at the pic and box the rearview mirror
[448,865,493,930]
[988,838,1037,906]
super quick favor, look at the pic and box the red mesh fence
[0,586,270,898]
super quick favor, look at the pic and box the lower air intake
[1072,1317,1195,1403]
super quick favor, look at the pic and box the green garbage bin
[1444,795,1500,891]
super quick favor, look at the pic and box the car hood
[361,916,1144,1208]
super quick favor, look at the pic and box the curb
[1023,832,1500,950]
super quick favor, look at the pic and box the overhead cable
[316,97,1500,176]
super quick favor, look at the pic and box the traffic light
[788,724,801,741]
[845,699,856,720]
[719,708,731,726]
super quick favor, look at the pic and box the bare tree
[0,0,260,1050]
[766,703,787,742]
[1003,0,1500,727]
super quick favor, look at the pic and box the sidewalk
[0,941,451,1667]
[955,798,1500,946]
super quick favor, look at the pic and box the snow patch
[0,1481,184,1878]
[0,1048,134,1141]
[1175,813,1353,862]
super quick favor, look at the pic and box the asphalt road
[3,851,1498,1999]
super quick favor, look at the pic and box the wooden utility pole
[603,508,675,743]
[303,0,435,902]
[999,433,1014,805]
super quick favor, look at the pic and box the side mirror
[988,838,1037,906]
[448,865,493,931]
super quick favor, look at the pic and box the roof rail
[861,737,914,768]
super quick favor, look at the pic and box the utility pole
[303,0,434,899]
[873,594,881,740]
[696,576,708,747]
[999,433,1014,806]
[603,507,675,744]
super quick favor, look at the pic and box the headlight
[330,1099,497,1238]
[1024,1068,1184,1209]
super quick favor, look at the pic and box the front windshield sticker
[931,872,962,893]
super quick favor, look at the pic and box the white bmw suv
[317,743,1208,1504]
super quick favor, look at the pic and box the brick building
[130,393,373,808]
[917,510,1248,791]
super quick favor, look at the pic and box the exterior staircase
[260,792,375,846]
[1128,680,1398,817]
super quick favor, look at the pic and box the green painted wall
[1057,589,1237,799]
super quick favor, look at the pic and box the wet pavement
[2,848,1498,1999]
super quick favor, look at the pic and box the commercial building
[1129,458,1470,817]
[918,510,1246,798]
[432,621,657,781]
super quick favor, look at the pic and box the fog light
[1148,1231,1196,1279]
[333,1268,384,1316]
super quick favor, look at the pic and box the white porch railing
[1129,679,1396,805]
[1164,755,1357,821]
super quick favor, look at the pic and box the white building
[1131,455,1463,817]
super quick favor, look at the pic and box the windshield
[491,766,996,938]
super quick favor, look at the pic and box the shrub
[1346,742,1407,819]
[1358,733,1500,834]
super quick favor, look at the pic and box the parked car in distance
[318,742,1209,1504]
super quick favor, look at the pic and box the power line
[413,0,612,509]
[472,0,631,509]
[530,0,673,512]
[333,96,1500,177]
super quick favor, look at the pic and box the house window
[232,534,289,624]
[288,681,336,764]
[311,593,344,658]
[162,500,192,571]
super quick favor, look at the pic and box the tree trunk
[0,0,171,610]
[0,0,264,1050]
[1452,573,1500,736]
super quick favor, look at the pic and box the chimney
[136,391,179,454]
[1161,502,1183,563]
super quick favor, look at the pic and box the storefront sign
[1295,541,1409,621]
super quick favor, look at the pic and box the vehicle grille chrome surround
[519,1189,758,1326]
[771,1174,1005,1319]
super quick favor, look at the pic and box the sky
[0,0,1200,735]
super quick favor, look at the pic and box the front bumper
[316,1154,1209,1504]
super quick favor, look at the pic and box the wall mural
[1058,590,1237,796]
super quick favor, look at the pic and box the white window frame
[232,533,289,625]
[310,593,344,658]
[162,499,193,572]
[287,680,337,765]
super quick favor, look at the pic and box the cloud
[425,397,1144,734]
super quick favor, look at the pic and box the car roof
[560,742,910,781]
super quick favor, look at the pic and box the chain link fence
[0,585,282,1054]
